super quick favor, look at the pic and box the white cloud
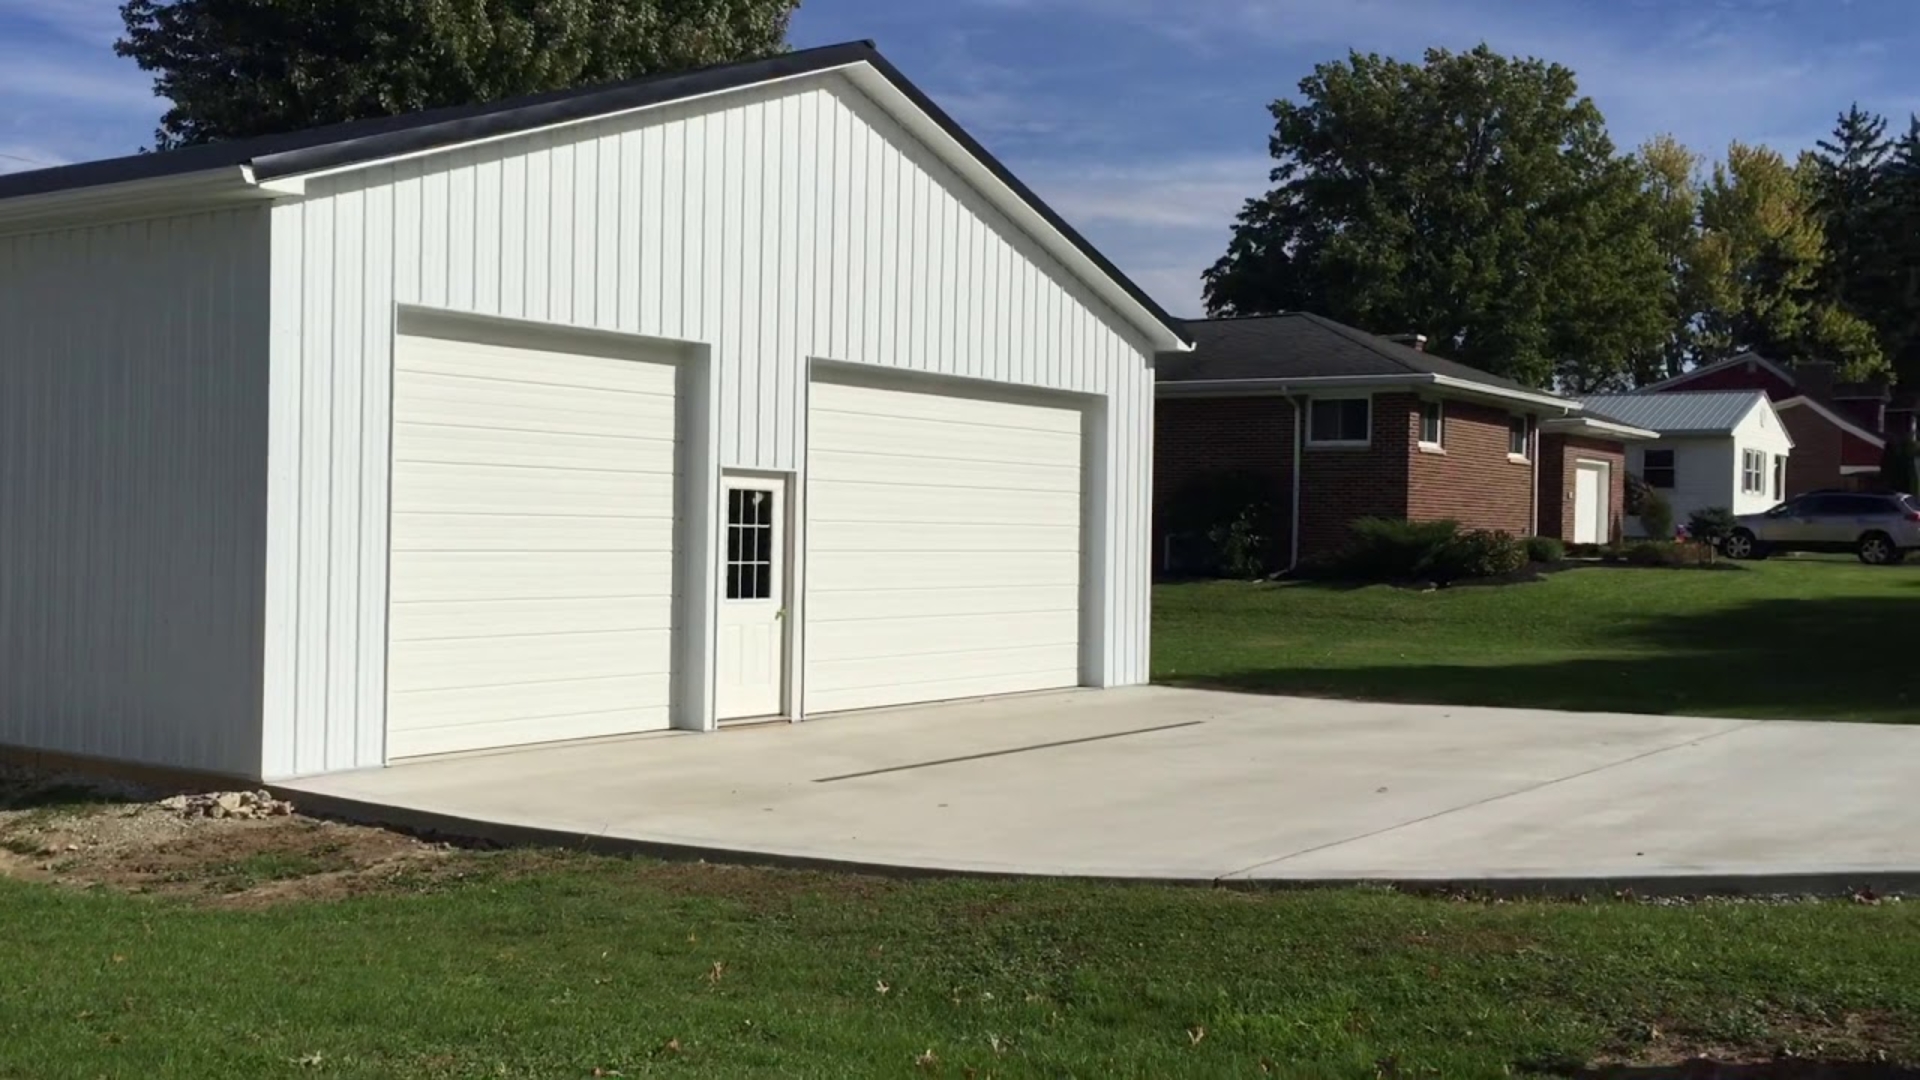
[0,0,125,44]
[0,144,67,174]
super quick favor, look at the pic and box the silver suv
[1725,491,1920,565]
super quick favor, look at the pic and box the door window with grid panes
[726,487,776,601]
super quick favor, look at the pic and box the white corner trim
[1776,395,1887,447]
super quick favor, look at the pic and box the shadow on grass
[1170,594,1920,723]
[1536,1063,1920,1079]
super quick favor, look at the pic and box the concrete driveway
[280,687,1920,889]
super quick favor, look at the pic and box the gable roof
[1777,395,1887,447]
[0,41,1190,351]
[1161,313,1566,408]
[1638,351,1797,393]
[1575,391,1768,436]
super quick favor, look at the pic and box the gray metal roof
[1576,391,1764,435]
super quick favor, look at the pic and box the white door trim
[717,471,794,723]
[1574,457,1611,545]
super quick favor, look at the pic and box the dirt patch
[1556,1010,1919,1079]
[0,763,452,906]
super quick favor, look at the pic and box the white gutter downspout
[1288,390,1304,574]
[1530,418,1541,537]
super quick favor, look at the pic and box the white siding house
[0,43,1189,781]
[1579,392,1794,536]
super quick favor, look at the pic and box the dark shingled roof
[0,40,1188,347]
[1162,313,1554,399]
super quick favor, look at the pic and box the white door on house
[1574,460,1609,545]
[717,477,786,721]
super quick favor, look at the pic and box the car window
[1799,495,1839,515]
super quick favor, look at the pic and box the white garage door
[386,333,678,758]
[805,380,1084,714]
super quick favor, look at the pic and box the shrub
[1638,490,1674,541]
[1337,517,1463,580]
[1687,507,1737,548]
[1207,504,1273,580]
[1428,529,1527,581]
[1625,473,1655,517]
[1882,439,1920,496]
[1621,540,1719,567]
[1524,536,1566,564]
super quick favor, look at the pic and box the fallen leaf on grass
[292,1052,324,1068]
[1187,1025,1206,1047]
[875,980,891,995]
[914,1048,939,1069]
[707,961,727,985]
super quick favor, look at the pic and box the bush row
[1311,518,1552,584]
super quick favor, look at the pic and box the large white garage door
[805,380,1084,714]
[386,333,678,758]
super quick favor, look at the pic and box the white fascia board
[1541,416,1661,441]
[1776,395,1887,447]
[0,166,262,234]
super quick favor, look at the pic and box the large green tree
[1203,45,1669,389]
[117,0,799,149]
[1689,142,1885,380]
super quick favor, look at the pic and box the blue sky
[4,0,1917,314]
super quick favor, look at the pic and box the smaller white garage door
[386,333,679,759]
[805,380,1084,714]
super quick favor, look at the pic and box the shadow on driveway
[1169,594,1920,724]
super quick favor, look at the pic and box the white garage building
[0,42,1190,781]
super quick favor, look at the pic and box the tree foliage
[116,0,798,148]
[1204,46,1668,389]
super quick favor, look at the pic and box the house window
[1507,415,1530,459]
[1772,455,1786,501]
[1644,449,1677,489]
[1742,450,1766,495]
[1418,400,1444,448]
[726,487,775,601]
[1308,397,1371,445]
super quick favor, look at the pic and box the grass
[2,854,1919,1077]
[1155,557,1920,723]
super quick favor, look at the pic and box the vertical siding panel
[779,94,808,469]
[550,139,577,325]
[358,181,395,765]
[499,153,527,319]
[697,112,722,341]
[813,92,836,358]
[474,156,503,314]
[295,198,335,775]
[446,152,476,310]
[595,132,621,329]
[261,205,304,777]
[738,102,765,465]
[419,167,449,308]
[633,126,659,334]
[659,122,685,339]
[525,136,552,321]
[326,188,366,773]
[841,102,865,361]
[718,107,745,462]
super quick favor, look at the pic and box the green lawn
[1155,558,1920,724]
[3,854,1920,1077]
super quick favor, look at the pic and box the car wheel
[1725,529,1760,560]
[1859,532,1897,566]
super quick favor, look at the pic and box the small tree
[1687,506,1737,547]
[1639,491,1675,540]
[1881,439,1920,494]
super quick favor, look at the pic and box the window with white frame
[1643,449,1676,489]
[1742,449,1766,495]
[1418,400,1444,447]
[1308,397,1371,445]
[1507,415,1530,458]
[1772,455,1786,501]
[726,487,776,601]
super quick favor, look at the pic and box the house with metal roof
[1154,313,1660,571]
[1578,391,1795,535]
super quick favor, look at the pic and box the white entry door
[717,477,787,721]
[1574,460,1609,544]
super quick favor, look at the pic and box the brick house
[1155,314,1657,572]
[1640,352,1908,496]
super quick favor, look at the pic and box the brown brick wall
[1295,393,1414,558]
[1538,434,1627,543]
[1405,397,1534,536]
[1781,406,1845,497]
[1153,397,1294,569]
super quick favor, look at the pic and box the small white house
[0,43,1191,781]
[1578,391,1795,535]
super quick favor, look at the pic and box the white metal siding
[1626,438,1734,537]
[264,73,1155,776]
[0,208,272,777]
[1731,402,1795,516]
[805,379,1083,713]
[386,333,679,757]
